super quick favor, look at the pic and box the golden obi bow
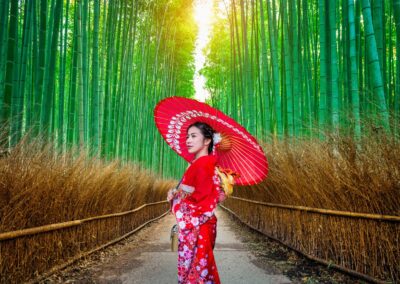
[215,166,240,196]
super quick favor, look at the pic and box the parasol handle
[175,177,183,190]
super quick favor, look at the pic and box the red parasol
[154,96,268,185]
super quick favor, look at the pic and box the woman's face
[186,126,211,155]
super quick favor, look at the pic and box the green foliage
[201,17,231,97]
[202,0,400,141]
[169,0,197,98]
[0,0,197,179]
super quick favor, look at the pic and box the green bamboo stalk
[25,0,37,133]
[2,0,19,146]
[101,1,116,159]
[11,0,33,146]
[232,0,244,122]
[266,0,282,138]
[67,3,79,148]
[388,1,393,111]
[291,0,301,137]
[40,0,62,138]
[282,0,294,137]
[258,0,271,134]
[81,0,89,146]
[348,0,361,140]
[301,0,313,136]
[76,0,84,148]
[57,0,70,150]
[361,0,390,132]
[329,1,339,133]
[239,0,255,134]
[32,0,47,136]
[318,0,328,137]
[393,0,400,137]
[0,0,10,122]
[116,1,129,158]
[91,0,100,155]
[372,0,384,90]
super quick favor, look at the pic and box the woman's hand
[167,188,178,202]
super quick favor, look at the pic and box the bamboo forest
[0,0,399,283]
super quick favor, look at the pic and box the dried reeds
[224,133,400,283]
[0,136,176,283]
[0,137,175,232]
[236,133,399,215]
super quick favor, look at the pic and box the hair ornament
[213,132,222,145]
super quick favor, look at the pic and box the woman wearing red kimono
[167,122,226,284]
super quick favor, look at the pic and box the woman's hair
[187,122,214,154]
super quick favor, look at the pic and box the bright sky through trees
[193,0,214,102]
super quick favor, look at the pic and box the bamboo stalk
[81,201,168,221]
[229,196,400,221]
[0,220,82,241]
[0,201,168,241]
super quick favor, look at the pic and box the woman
[167,121,226,284]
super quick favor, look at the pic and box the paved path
[72,207,292,284]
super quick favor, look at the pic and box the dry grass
[1,129,399,282]
[236,132,400,216]
[0,135,176,283]
[0,136,175,232]
[225,131,400,283]
[222,199,399,282]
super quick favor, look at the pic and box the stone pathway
[52,207,291,284]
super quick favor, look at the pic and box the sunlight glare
[193,0,214,102]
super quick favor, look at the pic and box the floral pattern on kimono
[172,155,225,284]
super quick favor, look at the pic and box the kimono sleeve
[186,165,213,204]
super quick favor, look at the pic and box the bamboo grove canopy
[0,0,400,179]
[201,0,400,140]
[0,0,197,178]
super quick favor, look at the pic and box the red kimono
[171,155,225,284]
